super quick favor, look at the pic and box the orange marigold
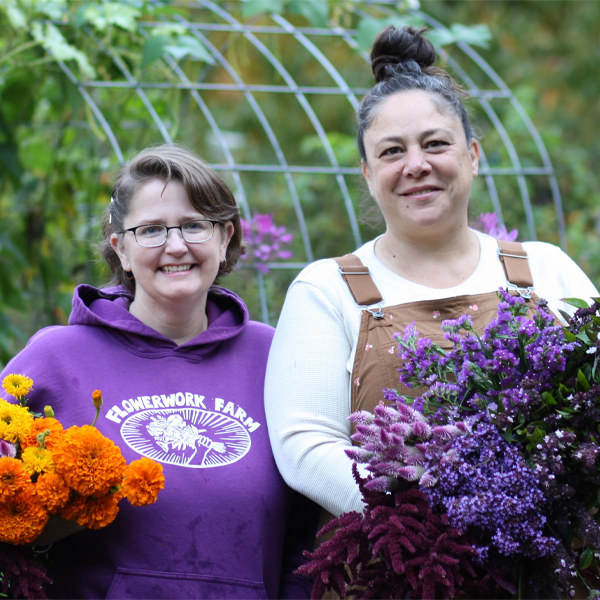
[60,492,120,530]
[0,487,48,544]
[122,457,165,507]
[0,457,32,498]
[0,399,33,444]
[20,417,64,450]
[35,470,71,513]
[52,425,126,496]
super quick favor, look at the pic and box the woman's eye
[426,140,448,150]
[382,147,402,157]
[138,225,163,236]
[184,221,207,232]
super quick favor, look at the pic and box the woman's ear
[361,159,374,197]
[469,139,481,178]
[110,233,132,272]
[219,222,235,262]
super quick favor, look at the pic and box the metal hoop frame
[46,1,564,324]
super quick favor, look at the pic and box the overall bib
[333,240,542,417]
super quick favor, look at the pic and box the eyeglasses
[119,220,220,248]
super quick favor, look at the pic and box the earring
[124,271,135,281]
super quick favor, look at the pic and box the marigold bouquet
[0,377,165,599]
[299,290,600,599]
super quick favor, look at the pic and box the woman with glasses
[0,145,316,599]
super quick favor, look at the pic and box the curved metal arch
[268,13,362,247]
[41,3,566,325]
[186,2,316,268]
[416,10,564,247]
[202,1,363,249]
[84,27,174,145]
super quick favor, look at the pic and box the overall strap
[332,254,383,306]
[497,240,534,289]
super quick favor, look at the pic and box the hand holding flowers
[0,379,165,599]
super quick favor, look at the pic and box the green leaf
[31,23,95,79]
[103,3,141,32]
[141,34,171,68]
[164,36,215,64]
[287,0,329,28]
[562,297,590,309]
[580,547,594,570]
[356,16,423,52]
[577,369,591,392]
[428,23,491,49]
[558,309,572,325]
[34,1,67,21]
[541,391,557,406]
[241,0,284,18]
[1,4,27,29]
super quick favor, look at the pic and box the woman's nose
[402,147,432,178]
[164,228,188,253]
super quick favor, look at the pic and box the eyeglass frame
[118,219,221,248]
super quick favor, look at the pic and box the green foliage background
[0,0,598,367]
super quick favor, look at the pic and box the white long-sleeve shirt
[264,230,599,517]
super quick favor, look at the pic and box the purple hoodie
[0,285,317,599]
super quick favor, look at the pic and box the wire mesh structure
[48,1,565,324]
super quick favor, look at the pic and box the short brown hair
[99,144,243,294]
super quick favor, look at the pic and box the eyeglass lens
[135,221,214,246]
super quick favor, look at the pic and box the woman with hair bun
[0,144,316,599]
[264,26,598,520]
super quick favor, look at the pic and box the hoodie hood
[68,284,248,360]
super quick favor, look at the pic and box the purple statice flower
[240,213,293,273]
[477,212,518,242]
[0,439,16,458]
[424,421,559,560]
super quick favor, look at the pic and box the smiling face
[110,178,233,318]
[361,89,480,242]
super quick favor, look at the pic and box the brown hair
[99,144,243,294]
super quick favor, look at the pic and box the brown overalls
[334,240,541,417]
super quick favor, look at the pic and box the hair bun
[370,26,436,83]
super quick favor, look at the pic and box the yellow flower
[21,446,55,475]
[0,399,33,444]
[2,374,33,401]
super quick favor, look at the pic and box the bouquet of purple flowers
[299,289,600,599]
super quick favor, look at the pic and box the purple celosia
[0,439,17,458]
[240,213,293,273]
